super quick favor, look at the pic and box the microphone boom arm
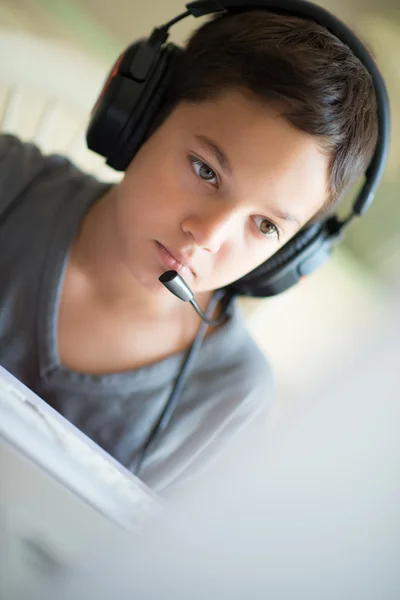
[159,270,227,327]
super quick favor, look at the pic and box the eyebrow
[194,134,301,228]
[268,207,301,228]
[194,134,232,174]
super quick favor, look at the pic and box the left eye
[190,156,219,186]
[253,215,279,239]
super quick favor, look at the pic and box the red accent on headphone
[91,51,126,115]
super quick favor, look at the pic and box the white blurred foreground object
[72,298,400,600]
[0,367,160,600]
[1,300,399,599]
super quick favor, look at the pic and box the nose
[182,203,239,253]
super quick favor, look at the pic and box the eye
[252,215,280,240]
[190,155,219,187]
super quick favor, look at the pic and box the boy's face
[114,89,329,295]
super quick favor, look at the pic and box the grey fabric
[0,134,273,493]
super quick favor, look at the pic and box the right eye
[189,155,219,187]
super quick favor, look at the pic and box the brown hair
[161,10,378,212]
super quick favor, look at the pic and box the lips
[156,242,196,276]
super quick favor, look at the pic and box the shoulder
[194,299,275,457]
[0,134,105,226]
[182,302,274,460]
[0,134,64,217]
[200,298,274,408]
[141,302,274,493]
[0,133,47,193]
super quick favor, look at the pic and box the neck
[69,186,214,321]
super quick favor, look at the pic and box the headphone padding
[260,223,322,275]
[107,43,182,171]
[228,223,325,296]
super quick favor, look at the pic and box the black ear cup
[86,44,141,159]
[258,223,323,275]
[108,44,182,170]
[228,220,341,297]
[86,40,182,171]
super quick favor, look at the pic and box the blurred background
[0,0,398,422]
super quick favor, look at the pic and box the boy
[0,10,377,492]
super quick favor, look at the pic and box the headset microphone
[159,270,228,326]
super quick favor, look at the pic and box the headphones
[86,0,390,298]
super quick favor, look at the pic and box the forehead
[173,90,330,226]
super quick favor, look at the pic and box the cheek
[118,172,173,225]
[213,241,278,287]
[240,247,276,275]
[119,156,200,229]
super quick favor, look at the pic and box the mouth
[155,242,196,278]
